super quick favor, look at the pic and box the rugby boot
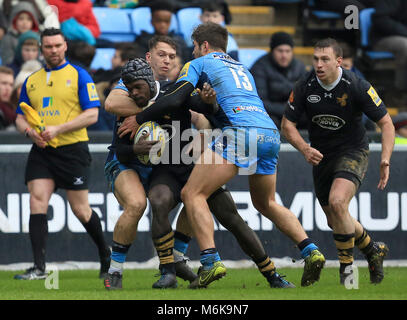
[268,271,296,288]
[14,266,48,280]
[99,254,111,279]
[366,242,389,284]
[188,261,226,289]
[301,249,326,287]
[104,272,122,290]
[175,257,198,283]
[152,265,178,289]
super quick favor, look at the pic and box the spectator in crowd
[372,0,407,107]
[0,9,7,41]
[250,32,307,129]
[93,42,144,84]
[1,0,59,30]
[7,31,41,76]
[47,0,100,45]
[66,40,96,74]
[0,66,16,129]
[0,1,40,65]
[199,0,238,61]
[10,59,42,111]
[134,0,190,62]
[392,112,407,143]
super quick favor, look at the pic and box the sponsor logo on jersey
[312,114,346,130]
[324,92,333,98]
[73,177,84,185]
[307,95,321,103]
[337,93,348,107]
[42,97,53,108]
[367,86,382,107]
[177,62,190,80]
[87,83,99,101]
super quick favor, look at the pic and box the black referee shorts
[25,142,91,190]
[313,148,369,206]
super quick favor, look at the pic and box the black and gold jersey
[284,68,387,157]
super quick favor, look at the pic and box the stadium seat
[90,47,115,70]
[359,8,394,61]
[131,6,178,38]
[302,0,343,45]
[93,7,135,42]
[176,7,202,47]
[238,48,267,69]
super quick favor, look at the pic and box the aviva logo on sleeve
[87,83,99,101]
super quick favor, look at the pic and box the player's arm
[281,84,323,166]
[187,82,219,115]
[115,132,158,163]
[135,80,195,125]
[376,113,395,190]
[356,79,395,189]
[105,88,143,117]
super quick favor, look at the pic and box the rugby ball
[134,121,166,165]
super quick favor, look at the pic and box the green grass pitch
[1,267,406,300]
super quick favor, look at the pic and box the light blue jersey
[176,52,277,130]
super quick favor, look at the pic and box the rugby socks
[154,230,176,274]
[254,255,276,280]
[29,214,48,272]
[333,233,355,273]
[297,238,319,259]
[82,210,110,259]
[355,228,374,257]
[109,241,131,274]
[173,231,191,262]
[200,248,221,270]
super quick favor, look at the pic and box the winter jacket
[47,0,100,38]
[250,53,306,121]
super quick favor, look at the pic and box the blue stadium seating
[238,48,267,69]
[176,7,202,47]
[131,6,178,38]
[90,47,115,70]
[302,0,342,45]
[359,8,394,60]
[93,7,135,42]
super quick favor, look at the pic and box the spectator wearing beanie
[250,32,307,129]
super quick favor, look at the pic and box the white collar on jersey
[316,67,343,91]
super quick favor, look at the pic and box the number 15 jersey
[176,52,277,130]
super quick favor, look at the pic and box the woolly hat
[270,32,294,50]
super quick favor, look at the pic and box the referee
[14,28,110,280]
[282,38,395,285]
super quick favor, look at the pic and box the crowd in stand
[0,0,406,138]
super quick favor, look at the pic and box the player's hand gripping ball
[134,121,166,165]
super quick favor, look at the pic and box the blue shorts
[210,126,280,175]
[104,158,152,193]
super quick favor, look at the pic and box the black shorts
[148,164,194,203]
[313,148,369,206]
[25,142,92,190]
